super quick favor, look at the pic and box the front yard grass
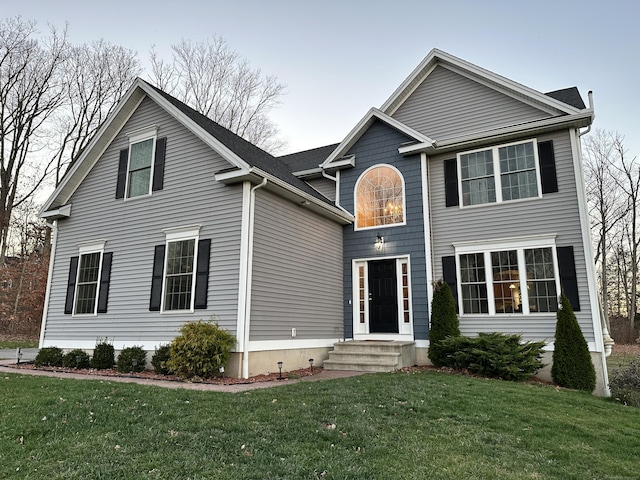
[1,370,639,479]
[0,339,38,349]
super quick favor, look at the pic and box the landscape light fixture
[277,361,284,380]
[309,358,314,372]
[219,365,225,384]
[375,234,384,251]
[16,348,22,365]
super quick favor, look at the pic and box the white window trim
[72,241,106,317]
[160,225,201,314]
[125,125,158,200]
[454,234,560,316]
[457,138,543,208]
[354,163,407,231]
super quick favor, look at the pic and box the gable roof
[381,49,585,118]
[41,78,352,224]
[545,87,586,110]
[278,143,340,175]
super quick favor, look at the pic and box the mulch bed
[7,363,321,385]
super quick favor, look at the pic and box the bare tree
[0,17,69,260]
[149,37,286,152]
[50,40,141,186]
[584,129,628,324]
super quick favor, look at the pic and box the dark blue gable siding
[340,120,429,340]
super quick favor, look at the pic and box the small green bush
[151,344,171,375]
[609,358,640,407]
[428,280,460,367]
[438,332,546,381]
[551,293,596,392]
[167,320,235,379]
[34,347,64,367]
[62,349,91,369]
[117,346,147,373]
[91,341,115,369]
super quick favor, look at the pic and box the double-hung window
[459,139,541,207]
[126,127,158,198]
[455,236,559,315]
[66,241,112,316]
[164,238,196,311]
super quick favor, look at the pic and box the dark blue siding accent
[340,120,429,340]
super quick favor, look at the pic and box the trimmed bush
[439,332,546,381]
[91,341,115,370]
[151,344,171,375]
[62,349,91,369]
[428,280,460,367]
[167,320,235,379]
[610,358,640,407]
[117,346,147,373]
[34,347,64,367]
[551,293,596,392]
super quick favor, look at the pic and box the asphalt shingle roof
[545,87,587,110]
[277,143,340,172]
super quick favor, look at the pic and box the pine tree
[551,293,596,392]
[428,280,460,367]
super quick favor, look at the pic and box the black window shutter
[64,256,79,314]
[116,148,129,199]
[442,255,458,312]
[538,140,558,194]
[152,137,167,192]
[194,239,211,309]
[444,159,459,207]
[96,252,113,314]
[557,246,580,311]
[149,245,165,311]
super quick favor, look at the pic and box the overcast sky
[4,0,639,156]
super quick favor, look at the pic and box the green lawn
[1,371,638,479]
[0,339,38,349]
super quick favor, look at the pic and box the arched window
[355,165,405,229]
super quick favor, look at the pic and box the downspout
[39,220,58,348]
[241,177,268,379]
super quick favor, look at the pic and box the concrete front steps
[323,340,416,372]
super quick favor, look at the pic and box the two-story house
[39,49,610,394]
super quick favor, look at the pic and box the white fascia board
[292,167,323,178]
[398,111,594,156]
[381,48,582,117]
[321,108,433,168]
[214,168,258,184]
[40,203,72,220]
[40,80,147,214]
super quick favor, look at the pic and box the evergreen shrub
[116,346,147,373]
[34,347,64,367]
[551,293,596,392]
[62,349,91,369]
[167,320,235,379]
[609,358,640,407]
[439,332,545,381]
[151,344,171,375]
[428,280,460,367]
[91,340,115,369]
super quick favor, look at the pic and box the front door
[368,259,399,333]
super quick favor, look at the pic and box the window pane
[128,168,151,197]
[164,239,195,310]
[356,166,404,228]
[491,250,521,313]
[499,142,538,201]
[525,247,557,312]
[460,253,488,313]
[129,139,153,170]
[460,149,495,206]
[75,252,101,315]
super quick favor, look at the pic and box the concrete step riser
[327,352,401,364]
[323,341,417,372]
[322,362,397,373]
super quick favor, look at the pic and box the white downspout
[241,177,268,378]
[39,220,58,348]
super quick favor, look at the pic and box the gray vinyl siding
[429,129,595,343]
[250,189,343,341]
[43,96,243,346]
[340,120,429,339]
[393,65,550,141]
[305,177,336,202]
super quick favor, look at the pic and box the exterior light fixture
[309,358,314,372]
[219,365,225,384]
[16,348,22,365]
[277,361,284,380]
[375,234,384,251]
[131,357,137,373]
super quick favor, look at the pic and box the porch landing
[323,340,416,372]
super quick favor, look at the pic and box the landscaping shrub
[151,344,171,375]
[428,280,460,367]
[117,346,147,373]
[439,332,546,381]
[34,347,64,367]
[552,293,596,392]
[609,358,640,407]
[62,349,91,369]
[166,320,235,379]
[91,340,115,369]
